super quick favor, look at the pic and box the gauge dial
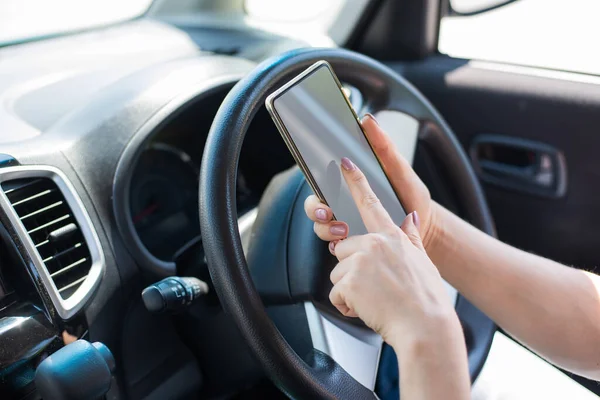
[130,144,199,261]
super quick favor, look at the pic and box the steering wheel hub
[247,168,335,305]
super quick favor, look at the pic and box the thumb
[401,211,425,251]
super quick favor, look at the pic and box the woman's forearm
[390,312,470,400]
[429,203,600,379]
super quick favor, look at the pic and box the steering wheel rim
[200,47,496,399]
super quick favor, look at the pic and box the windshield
[0,0,153,46]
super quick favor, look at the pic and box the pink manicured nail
[341,157,355,171]
[330,224,348,237]
[328,241,336,255]
[315,208,328,221]
[412,211,420,229]
[363,113,379,126]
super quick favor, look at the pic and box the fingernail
[363,113,379,126]
[330,224,348,237]
[341,157,355,171]
[328,241,336,255]
[412,211,420,229]
[315,208,328,221]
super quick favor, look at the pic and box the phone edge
[265,61,334,214]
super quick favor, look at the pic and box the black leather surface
[246,168,297,304]
[247,167,336,306]
[199,47,496,398]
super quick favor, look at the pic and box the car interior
[1,0,600,399]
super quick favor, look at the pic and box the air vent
[0,166,104,319]
[2,178,91,299]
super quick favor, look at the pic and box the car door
[382,0,600,393]
[401,57,600,270]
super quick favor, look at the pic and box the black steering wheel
[200,48,496,399]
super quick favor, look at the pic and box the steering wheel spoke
[304,302,383,390]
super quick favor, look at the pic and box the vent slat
[2,177,92,301]
[50,257,87,278]
[27,214,70,235]
[58,276,87,293]
[11,189,54,206]
[3,178,44,195]
[20,201,63,221]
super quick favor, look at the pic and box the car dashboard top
[0,18,302,396]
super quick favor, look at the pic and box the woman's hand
[325,156,458,347]
[326,156,470,399]
[304,114,441,252]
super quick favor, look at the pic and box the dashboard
[0,18,300,399]
[116,84,293,273]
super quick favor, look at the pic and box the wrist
[386,307,461,352]
[423,201,447,258]
[391,310,471,400]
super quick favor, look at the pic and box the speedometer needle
[133,203,159,224]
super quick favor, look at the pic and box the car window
[439,0,600,76]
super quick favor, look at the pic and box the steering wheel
[200,48,496,399]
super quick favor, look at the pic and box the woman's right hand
[304,114,441,252]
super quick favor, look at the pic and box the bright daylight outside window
[245,0,368,45]
[245,0,335,21]
[0,0,152,45]
[440,0,600,76]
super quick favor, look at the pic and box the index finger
[362,114,424,212]
[340,157,393,233]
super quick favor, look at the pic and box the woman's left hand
[328,157,459,350]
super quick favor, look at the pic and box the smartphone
[266,61,406,235]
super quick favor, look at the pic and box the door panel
[390,56,600,269]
